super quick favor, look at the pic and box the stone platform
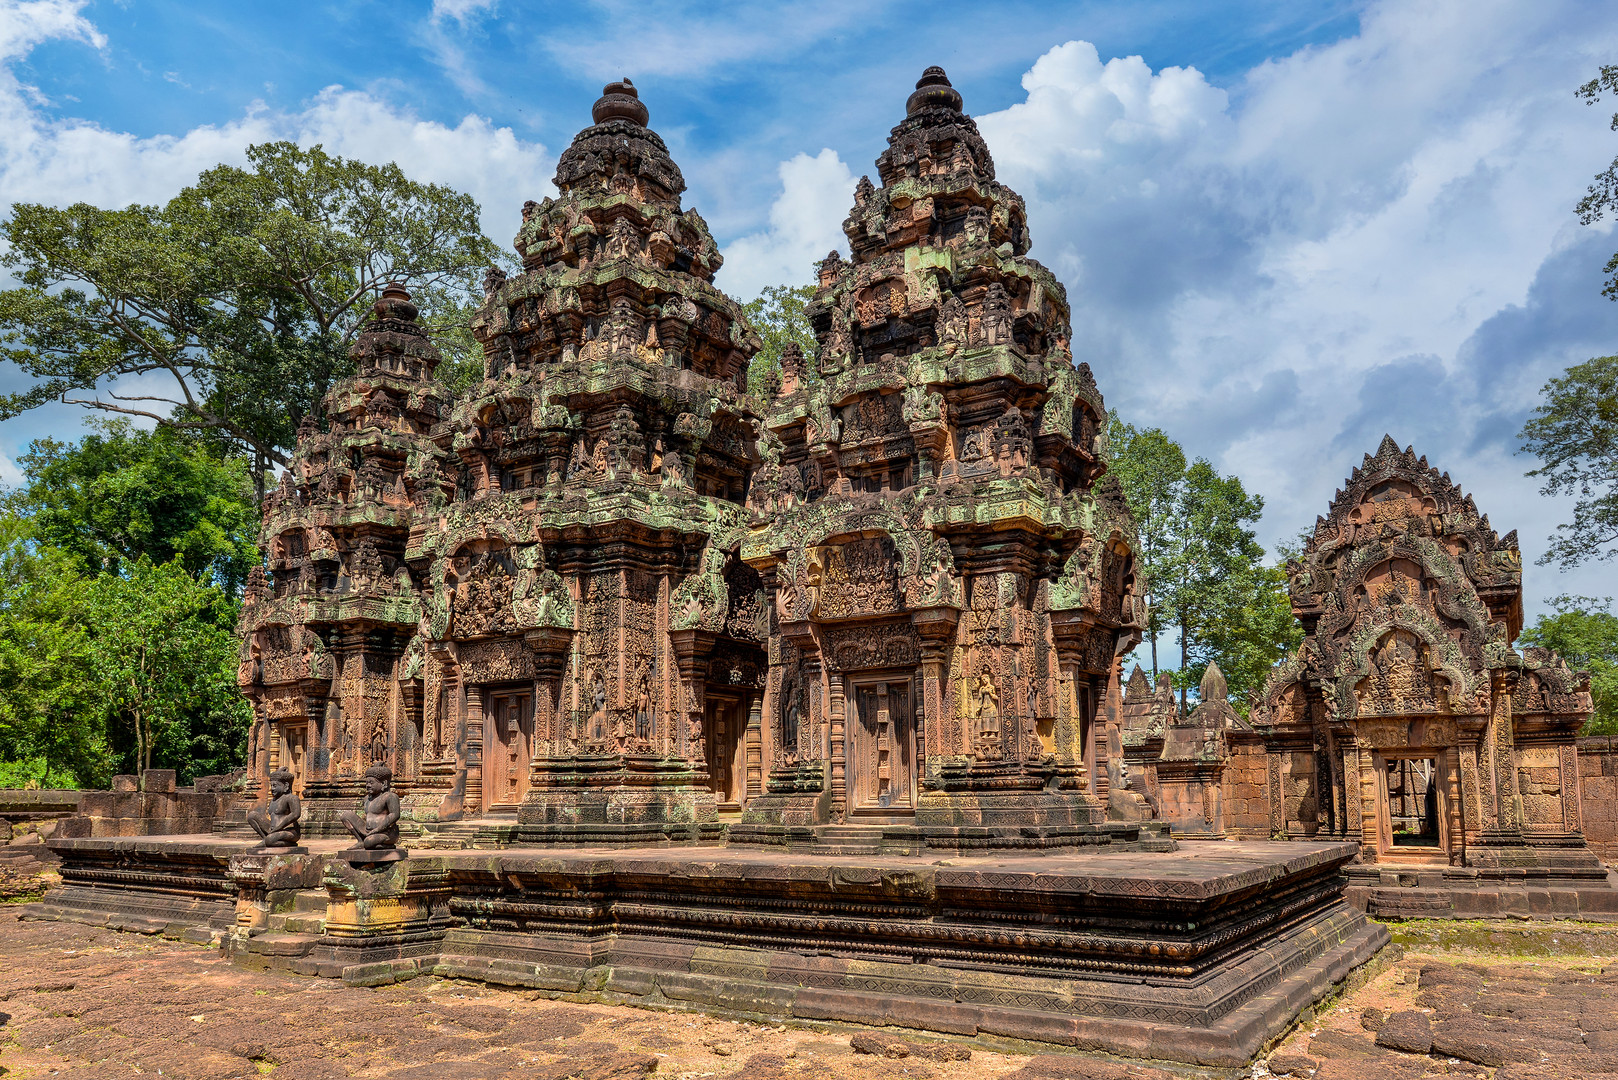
[1344,858,1618,920]
[29,835,1386,1069]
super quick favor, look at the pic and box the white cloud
[431,0,497,23]
[715,148,853,299]
[422,0,498,99]
[0,0,554,466]
[0,0,102,62]
[953,2,1618,612]
[0,4,552,264]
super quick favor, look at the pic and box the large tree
[82,557,248,781]
[1106,419,1299,713]
[1519,69,1618,567]
[5,419,259,597]
[1576,64,1618,300]
[1105,415,1187,681]
[743,282,816,395]
[0,515,103,787]
[1519,595,1618,735]
[1520,354,1618,567]
[0,425,257,783]
[0,142,499,496]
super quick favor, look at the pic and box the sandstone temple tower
[237,70,1152,851]
[735,67,1148,847]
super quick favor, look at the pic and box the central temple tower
[736,68,1152,848]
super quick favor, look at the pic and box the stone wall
[1579,737,1618,862]
[1224,732,1271,839]
[55,771,243,839]
[0,789,84,874]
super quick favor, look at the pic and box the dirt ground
[6,901,1618,1080]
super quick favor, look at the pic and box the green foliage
[1106,415,1300,713]
[1105,413,1187,679]
[1576,66,1618,300]
[743,282,817,395]
[6,419,259,597]
[1182,561,1302,715]
[0,142,499,494]
[1520,595,1618,735]
[1520,354,1618,567]
[0,515,105,787]
[0,425,253,784]
[421,293,488,398]
[82,557,249,778]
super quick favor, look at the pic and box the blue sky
[1,0,1617,628]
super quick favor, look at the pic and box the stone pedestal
[226,850,323,938]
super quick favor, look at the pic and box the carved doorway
[1374,750,1448,862]
[704,695,745,810]
[849,677,916,816]
[486,690,533,813]
[280,723,308,797]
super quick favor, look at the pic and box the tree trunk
[1179,614,1189,719]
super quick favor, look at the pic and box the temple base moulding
[33,835,1385,1069]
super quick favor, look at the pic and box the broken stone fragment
[1264,1052,1320,1077]
[1374,1010,1433,1054]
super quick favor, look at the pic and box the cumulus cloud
[957,2,1618,609]
[715,148,854,299]
[717,1,1618,608]
[0,1,551,266]
[0,0,553,463]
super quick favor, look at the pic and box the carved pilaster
[669,628,716,769]
[1561,742,1584,835]
[745,693,763,798]
[465,684,484,816]
[1487,669,1524,836]
[1267,750,1284,838]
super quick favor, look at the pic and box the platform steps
[265,888,327,936]
[805,825,922,856]
[238,889,327,965]
[413,817,520,850]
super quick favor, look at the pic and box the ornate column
[912,606,960,774]
[669,628,716,771]
[1353,737,1378,858]
[745,693,763,798]
[1561,742,1585,835]
[828,669,847,819]
[525,627,574,761]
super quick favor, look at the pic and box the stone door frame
[275,720,309,797]
[1371,746,1453,863]
[482,684,534,814]
[703,690,747,812]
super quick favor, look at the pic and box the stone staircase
[412,817,519,849]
